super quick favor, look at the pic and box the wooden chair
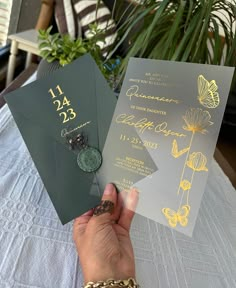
[35,0,54,31]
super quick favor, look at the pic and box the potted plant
[108,0,236,129]
[109,0,235,72]
[37,24,108,78]
[37,23,122,91]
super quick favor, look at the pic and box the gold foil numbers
[48,85,77,124]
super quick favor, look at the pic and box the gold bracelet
[83,277,140,288]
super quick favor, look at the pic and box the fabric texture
[54,0,69,35]
[54,0,77,38]
[0,74,236,287]
[72,0,117,54]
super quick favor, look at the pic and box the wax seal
[77,147,102,173]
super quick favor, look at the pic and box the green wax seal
[77,147,102,173]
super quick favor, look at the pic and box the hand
[73,183,139,283]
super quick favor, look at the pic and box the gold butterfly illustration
[198,75,220,108]
[162,205,190,227]
[171,139,189,158]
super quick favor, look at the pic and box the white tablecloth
[0,76,236,287]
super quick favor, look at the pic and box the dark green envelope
[4,54,117,224]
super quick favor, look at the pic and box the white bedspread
[0,77,236,287]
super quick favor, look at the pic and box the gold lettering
[116,114,154,134]
[125,85,179,104]
[61,121,91,137]
[115,114,186,138]
[155,122,186,137]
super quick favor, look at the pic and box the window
[0,0,13,46]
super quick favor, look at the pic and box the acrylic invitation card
[5,54,117,224]
[97,58,235,236]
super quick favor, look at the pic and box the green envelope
[4,54,117,224]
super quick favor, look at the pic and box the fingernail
[131,187,139,196]
[104,183,114,195]
[126,187,139,210]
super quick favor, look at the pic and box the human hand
[73,183,139,283]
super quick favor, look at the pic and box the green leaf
[107,4,156,59]
[78,47,87,54]
[116,0,235,71]
[39,42,51,50]
[47,56,56,63]
[140,0,170,55]
[210,18,222,65]
[161,0,186,60]
[46,26,53,35]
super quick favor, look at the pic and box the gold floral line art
[162,74,220,230]
[162,151,209,228]
[182,107,213,134]
[180,179,191,191]
[180,179,192,207]
[187,152,208,172]
[162,205,190,228]
[186,152,208,206]
[198,75,220,109]
[177,108,211,212]
[176,108,213,196]
[162,108,211,229]
[171,139,189,158]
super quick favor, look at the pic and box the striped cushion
[72,0,117,55]
[55,0,78,38]
[54,0,68,35]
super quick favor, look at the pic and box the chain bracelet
[83,277,140,288]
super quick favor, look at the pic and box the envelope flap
[5,54,112,149]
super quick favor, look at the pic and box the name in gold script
[61,121,91,137]
[115,114,186,137]
[126,85,179,104]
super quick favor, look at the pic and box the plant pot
[37,59,61,79]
